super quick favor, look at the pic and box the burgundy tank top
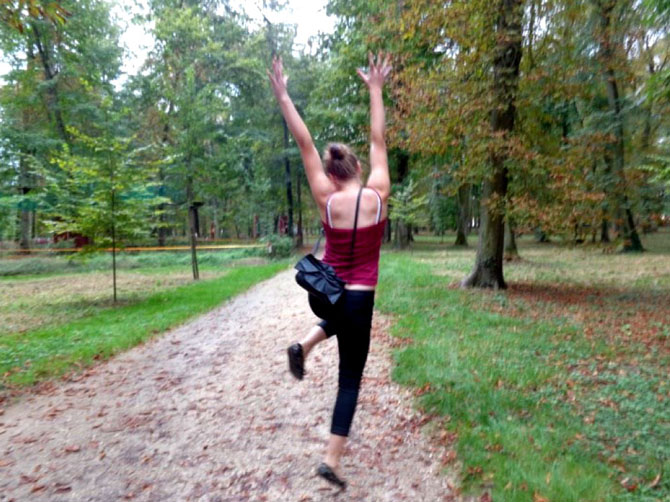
[321,189,386,286]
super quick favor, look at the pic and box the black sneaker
[287,343,304,380]
[317,462,346,489]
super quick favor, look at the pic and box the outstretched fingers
[356,67,368,83]
[268,55,289,94]
[358,51,392,87]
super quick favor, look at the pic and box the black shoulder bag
[294,188,363,305]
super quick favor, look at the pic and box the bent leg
[300,324,327,358]
[308,294,339,338]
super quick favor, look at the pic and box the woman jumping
[268,51,392,489]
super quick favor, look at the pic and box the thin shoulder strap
[326,194,335,227]
[369,187,382,223]
[350,187,363,256]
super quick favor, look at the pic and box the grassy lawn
[0,247,265,278]
[377,229,670,502]
[0,260,288,392]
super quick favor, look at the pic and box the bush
[261,234,294,259]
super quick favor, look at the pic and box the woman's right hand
[356,51,392,90]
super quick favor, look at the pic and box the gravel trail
[0,269,460,501]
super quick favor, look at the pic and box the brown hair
[323,143,359,181]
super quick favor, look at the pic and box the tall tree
[592,0,643,251]
[0,0,121,249]
[462,0,524,288]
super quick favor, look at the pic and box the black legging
[308,290,375,437]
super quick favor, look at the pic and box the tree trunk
[19,187,31,251]
[393,150,411,248]
[394,220,411,248]
[462,0,523,289]
[601,218,610,243]
[534,227,549,243]
[504,217,520,260]
[296,170,303,248]
[454,183,470,246]
[283,118,294,238]
[111,187,117,303]
[30,23,69,144]
[595,1,643,252]
[157,170,167,247]
[186,178,199,280]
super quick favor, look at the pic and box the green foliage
[261,234,294,259]
[389,179,428,228]
[0,1,69,34]
[46,127,168,251]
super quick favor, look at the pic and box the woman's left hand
[267,55,289,100]
[357,51,392,90]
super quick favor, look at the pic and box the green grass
[376,249,670,502]
[0,248,267,278]
[0,261,288,390]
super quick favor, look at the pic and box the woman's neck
[336,178,362,192]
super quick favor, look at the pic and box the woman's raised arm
[267,56,334,208]
[356,52,392,201]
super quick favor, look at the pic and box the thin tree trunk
[394,150,411,248]
[504,217,520,260]
[454,183,470,246]
[112,187,117,303]
[594,0,643,251]
[19,187,31,250]
[283,118,294,238]
[30,23,69,144]
[394,220,411,248]
[462,0,523,289]
[296,170,303,248]
[601,218,610,243]
[157,168,167,247]
[186,177,199,280]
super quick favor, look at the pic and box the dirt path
[0,270,459,501]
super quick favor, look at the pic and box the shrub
[261,234,294,259]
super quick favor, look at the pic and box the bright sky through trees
[0,0,336,84]
[111,0,335,82]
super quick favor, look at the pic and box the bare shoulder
[364,183,389,203]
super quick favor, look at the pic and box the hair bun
[329,144,344,160]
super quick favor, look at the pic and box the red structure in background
[53,231,90,248]
[278,214,288,235]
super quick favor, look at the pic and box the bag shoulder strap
[350,187,363,257]
[311,228,324,255]
[311,187,363,257]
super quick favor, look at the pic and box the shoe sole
[317,462,346,489]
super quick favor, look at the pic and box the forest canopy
[1,0,669,287]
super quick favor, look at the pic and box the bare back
[324,187,387,229]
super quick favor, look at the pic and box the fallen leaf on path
[20,474,39,484]
[30,484,47,493]
[54,483,71,493]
